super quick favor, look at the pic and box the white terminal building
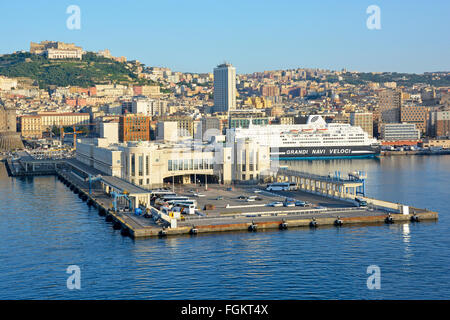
[380,123,421,141]
[75,137,270,188]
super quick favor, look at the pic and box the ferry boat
[227,115,381,160]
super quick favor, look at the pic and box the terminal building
[75,138,270,188]
[380,123,420,142]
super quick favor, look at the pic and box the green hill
[0,52,155,89]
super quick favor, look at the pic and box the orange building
[119,114,151,142]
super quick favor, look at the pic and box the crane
[85,174,102,195]
[61,125,83,150]
[111,191,133,213]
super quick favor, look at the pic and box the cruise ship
[227,115,381,160]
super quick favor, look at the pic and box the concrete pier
[5,157,439,239]
[56,169,438,239]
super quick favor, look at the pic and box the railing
[182,206,365,222]
[277,168,364,183]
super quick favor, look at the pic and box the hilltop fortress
[30,41,84,60]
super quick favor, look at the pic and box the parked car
[237,195,246,200]
[283,202,295,207]
[295,200,306,207]
[194,193,205,197]
[268,201,283,207]
[216,196,224,200]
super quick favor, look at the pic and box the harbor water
[0,155,449,299]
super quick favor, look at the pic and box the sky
[0,0,449,74]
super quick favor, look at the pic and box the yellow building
[20,115,43,139]
[20,113,90,139]
[243,97,272,109]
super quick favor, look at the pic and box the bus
[168,199,197,208]
[151,191,176,201]
[155,195,191,206]
[172,203,196,215]
[266,182,290,191]
[160,195,190,202]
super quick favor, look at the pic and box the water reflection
[402,223,411,244]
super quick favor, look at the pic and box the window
[138,155,143,176]
[131,154,135,176]
[146,155,149,175]
[168,160,172,171]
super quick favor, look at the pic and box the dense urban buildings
[1,40,449,164]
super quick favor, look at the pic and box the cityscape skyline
[0,0,449,74]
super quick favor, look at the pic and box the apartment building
[20,115,43,139]
[350,112,373,138]
[378,89,402,123]
[131,97,167,116]
[400,105,428,134]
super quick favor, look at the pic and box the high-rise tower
[213,63,236,113]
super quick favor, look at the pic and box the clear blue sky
[0,0,448,74]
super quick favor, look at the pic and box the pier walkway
[275,168,366,198]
